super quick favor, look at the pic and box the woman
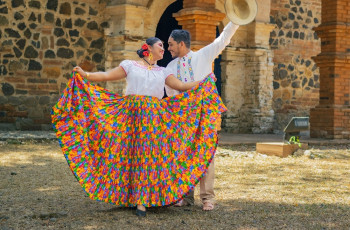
[52,37,226,217]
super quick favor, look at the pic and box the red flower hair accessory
[142,43,148,50]
[142,51,149,57]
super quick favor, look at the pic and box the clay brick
[15,71,38,77]
[0,105,16,112]
[16,84,37,90]
[0,117,16,122]
[7,111,28,117]
[4,77,25,83]
[43,60,63,66]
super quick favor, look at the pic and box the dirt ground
[1,141,350,230]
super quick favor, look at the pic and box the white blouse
[120,60,171,99]
[165,22,239,97]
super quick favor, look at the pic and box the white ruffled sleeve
[163,67,173,80]
[119,60,132,76]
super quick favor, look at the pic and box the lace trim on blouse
[131,61,164,71]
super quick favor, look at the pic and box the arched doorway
[155,0,183,67]
[214,26,222,95]
[155,0,222,95]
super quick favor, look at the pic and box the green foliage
[289,136,301,147]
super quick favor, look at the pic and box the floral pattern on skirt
[51,72,227,207]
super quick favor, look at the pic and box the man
[166,22,239,211]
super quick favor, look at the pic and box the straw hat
[225,0,258,25]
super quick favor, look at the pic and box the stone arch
[144,0,177,37]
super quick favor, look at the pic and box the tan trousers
[184,159,215,205]
[183,115,221,204]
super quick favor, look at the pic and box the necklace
[143,58,154,70]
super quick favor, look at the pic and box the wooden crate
[256,142,308,158]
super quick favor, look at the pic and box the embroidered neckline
[132,61,163,71]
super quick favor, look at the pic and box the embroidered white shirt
[165,22,239,96]
[120,60,170,99]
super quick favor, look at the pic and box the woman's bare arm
[73,66,126,82]
[165,75,200,92]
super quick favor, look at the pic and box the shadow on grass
[1,143,350,229]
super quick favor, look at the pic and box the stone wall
[270,0,321,132]
[0,0,108,130]
[219,0,275,134]
[0,0,324,133]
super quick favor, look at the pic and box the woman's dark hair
[136,37,161,58]
[169,30,191,48]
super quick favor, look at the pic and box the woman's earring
[149,53,153,61]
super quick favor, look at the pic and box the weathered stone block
[14,12,24,20]
[29,0,40,9]
[47,0,58,11]
[63,19,72,28]
[39,96,50,105]
[29,23,37,29]
[17,22,26,30]
[45,12,54,23]
[28,60,42,71]
[0,15,8,26]
[74,37,87,48]
[0,6,7,14]
[8,96,22,106]
[92,53,103,63]
[16,90,27,95]
[24,28,31,39]
[28,12,36,21]
[0,96,8,104]
[69,29,79,37]
[75,7,85,15]
[59,2,71,15]
[87,21,98,30]
[90,38,104,49]
[44,50,56,58]
[55,18,61,26]
[89,6,98,16]
[292,81,300,88]
[57,48,74,58]
[13,47,22,58]
[16,39,26,50]
[12,0,24,8]
[23,96,37,106]
[74,18,86,27]
[5,29,20,38]
[57,38,70,47]
[1,83,14,96]
[54,28,64,37]
[24,46,38,58]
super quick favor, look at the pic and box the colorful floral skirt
[51,72,227,207]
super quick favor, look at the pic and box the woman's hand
[73,66,87,78]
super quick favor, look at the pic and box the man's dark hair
[170,30,191,48]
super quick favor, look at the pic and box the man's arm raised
[197,22,239,63]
